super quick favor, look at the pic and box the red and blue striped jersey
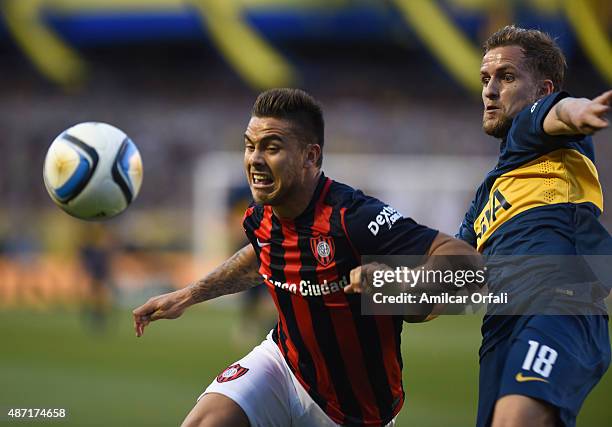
[243,174,438,426]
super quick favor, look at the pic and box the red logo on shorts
[216,364,249,383]
[310,235,335,266]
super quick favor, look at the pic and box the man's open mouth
[252,173,273,186]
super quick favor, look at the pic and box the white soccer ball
[43,122,143,220]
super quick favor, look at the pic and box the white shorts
[199,332,396,427]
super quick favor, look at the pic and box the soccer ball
[43,122,143,220]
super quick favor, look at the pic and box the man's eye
[267,146,279,152]
[245,144,255,152]
[481,77,490,86]
[504,74,515,82]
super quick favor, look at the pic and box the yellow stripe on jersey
[474,148,603,252]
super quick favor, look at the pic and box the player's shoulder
[326,179,403,233]
[242,202,264,229]
[501,91,595,168]
[325,180,355,204]
[510,91,569,138]
[326,179,383,210]
[325,181,387,216]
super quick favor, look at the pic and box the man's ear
[538,80,554,98]
[304,144,321,168]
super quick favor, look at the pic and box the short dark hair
[483,25,566,91]
[252,88,324,167]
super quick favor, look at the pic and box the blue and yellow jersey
[458,91,609,256]
[457,92,611,353]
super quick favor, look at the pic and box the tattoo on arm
[188,245,260,303]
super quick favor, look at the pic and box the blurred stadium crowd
[0,0,610,307]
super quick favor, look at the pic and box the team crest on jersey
[310,235,335,266]
[216,364,249,383]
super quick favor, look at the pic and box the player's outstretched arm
[344,232,483,322]
[344,233,482,293]
[543,89,611,136]
[132,244,260,337]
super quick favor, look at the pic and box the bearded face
[481,45,541,138]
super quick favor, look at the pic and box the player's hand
[344,263,388,294]
[344,265,364,294]
[132,287,193,337]
[568,89,611,135]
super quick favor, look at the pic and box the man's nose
[248,148,265,167]
[483,79,499,99]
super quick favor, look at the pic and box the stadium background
[0,1,610,426]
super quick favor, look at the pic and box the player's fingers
[134,314,150,336]
[592,89,612,106]
[345,267,363,293]
[133,314,141,334]
[132,308,151,327]
[353,267,364,290]
[584,103,610,125]
[134,317,144,337]
[343,283,358,294]
[148,309,162,321]
[132,299,157,317]
[349,266,358,285]
[588,103,610,117]
[344,281,360,294]
[584,117,609,132]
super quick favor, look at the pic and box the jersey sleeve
[456,198,477,248]
[507,91,572,152]
[342,191,438,256]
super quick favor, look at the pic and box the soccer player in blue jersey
[457,25,611,427]
[133,88,480,427]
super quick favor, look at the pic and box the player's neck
[272,170,322,219]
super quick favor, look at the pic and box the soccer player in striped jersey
[457,26,611,427]
[133,88,480,427]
